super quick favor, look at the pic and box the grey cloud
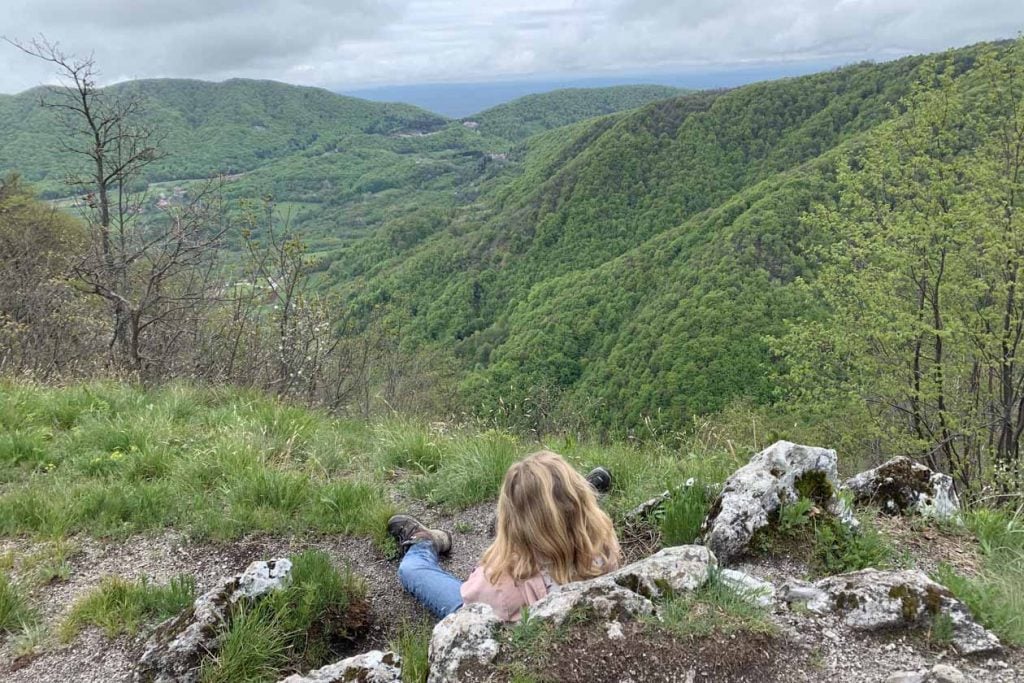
[1,0,1021,94]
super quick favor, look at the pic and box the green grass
[656,569,775,638]
[61,574,196,640]
[659,483,715,546]
[0,382,397,544]
[0,571,35,635]
[390,620,433,683]
[200,549,368,682]
[933,507,1024,646]
[200,602,290,683]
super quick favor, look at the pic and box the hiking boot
[387,514,452,555]
[585,466,613,494]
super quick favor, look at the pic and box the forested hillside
[328,46,995,434]
[466,84,684,140]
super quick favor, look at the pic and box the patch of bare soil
[515,621,790,683]
[871,514,982,575]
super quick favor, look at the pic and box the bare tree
[8,37,229,377]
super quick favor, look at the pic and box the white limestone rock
[278,650,401,683]
[428,603,502,683]
[842,457,960,520]
[802,569,1001,655]
[606,545,716,600]
[720,569,776,608]
[701,441,855,564]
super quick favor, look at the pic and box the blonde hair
[481,450,620,585]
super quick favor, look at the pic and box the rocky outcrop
[428,603,503,683]
[527,580,656,626]
[278,650,401,683]
[427,545,717,681]
[780,569,1000,655]
[701,440,855,564]
[135,559,293,683]
[842,457,960,520]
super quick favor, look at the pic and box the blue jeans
[398,541,464,619]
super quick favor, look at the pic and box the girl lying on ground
[387,450,620,621]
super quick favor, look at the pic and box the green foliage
[934,507,1024,645]
[811,517,893,575]
[0,571,34,635]
[62,574,195,639]
[414,430,522,508]
[775,39,1024,491]
[659,484,714,546]
[200,602,290,683]
[328,44,996,435]
[657,569,775,638]
[200,550,368,682]
[390,620,434,683]
[756,496,893,574]
[0,382,396,544]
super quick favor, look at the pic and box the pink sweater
[460,555,620,622]
[460,566,551,622]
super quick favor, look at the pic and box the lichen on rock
[842,457,960,520]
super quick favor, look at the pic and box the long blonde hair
[481,450,620,585]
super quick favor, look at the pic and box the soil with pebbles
[2,498,1023,683]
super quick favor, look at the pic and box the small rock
[804,568,1001,655]
[886,672,927,683]
[278,650,401,683]
[623,491,671,523]
[605,621,625,640]
[720,568,775,608]
[528,580,655,626]
[135,559,293,683]
[928,663,965,683]
[606,545,716,600]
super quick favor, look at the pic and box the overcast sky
[1,0,1021,94]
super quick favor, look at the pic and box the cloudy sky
[1,0,1021,94]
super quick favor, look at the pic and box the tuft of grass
[0,383,398,545]
[812,516,893,575]
[657,569,775,638]
[21,540,77,586]
[0,572,35,634]
[61,574,196,640]
[376,421,446,473]
[11,620,49,659]
[417,431,521,509]
[390,620,433,683]
[200,602,289,683]
[933,506,1024,646]
[659,483,714,546]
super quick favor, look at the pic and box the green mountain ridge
[464,84,685,140]
[325,42,999,433]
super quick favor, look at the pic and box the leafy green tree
[777,40,1024,491]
